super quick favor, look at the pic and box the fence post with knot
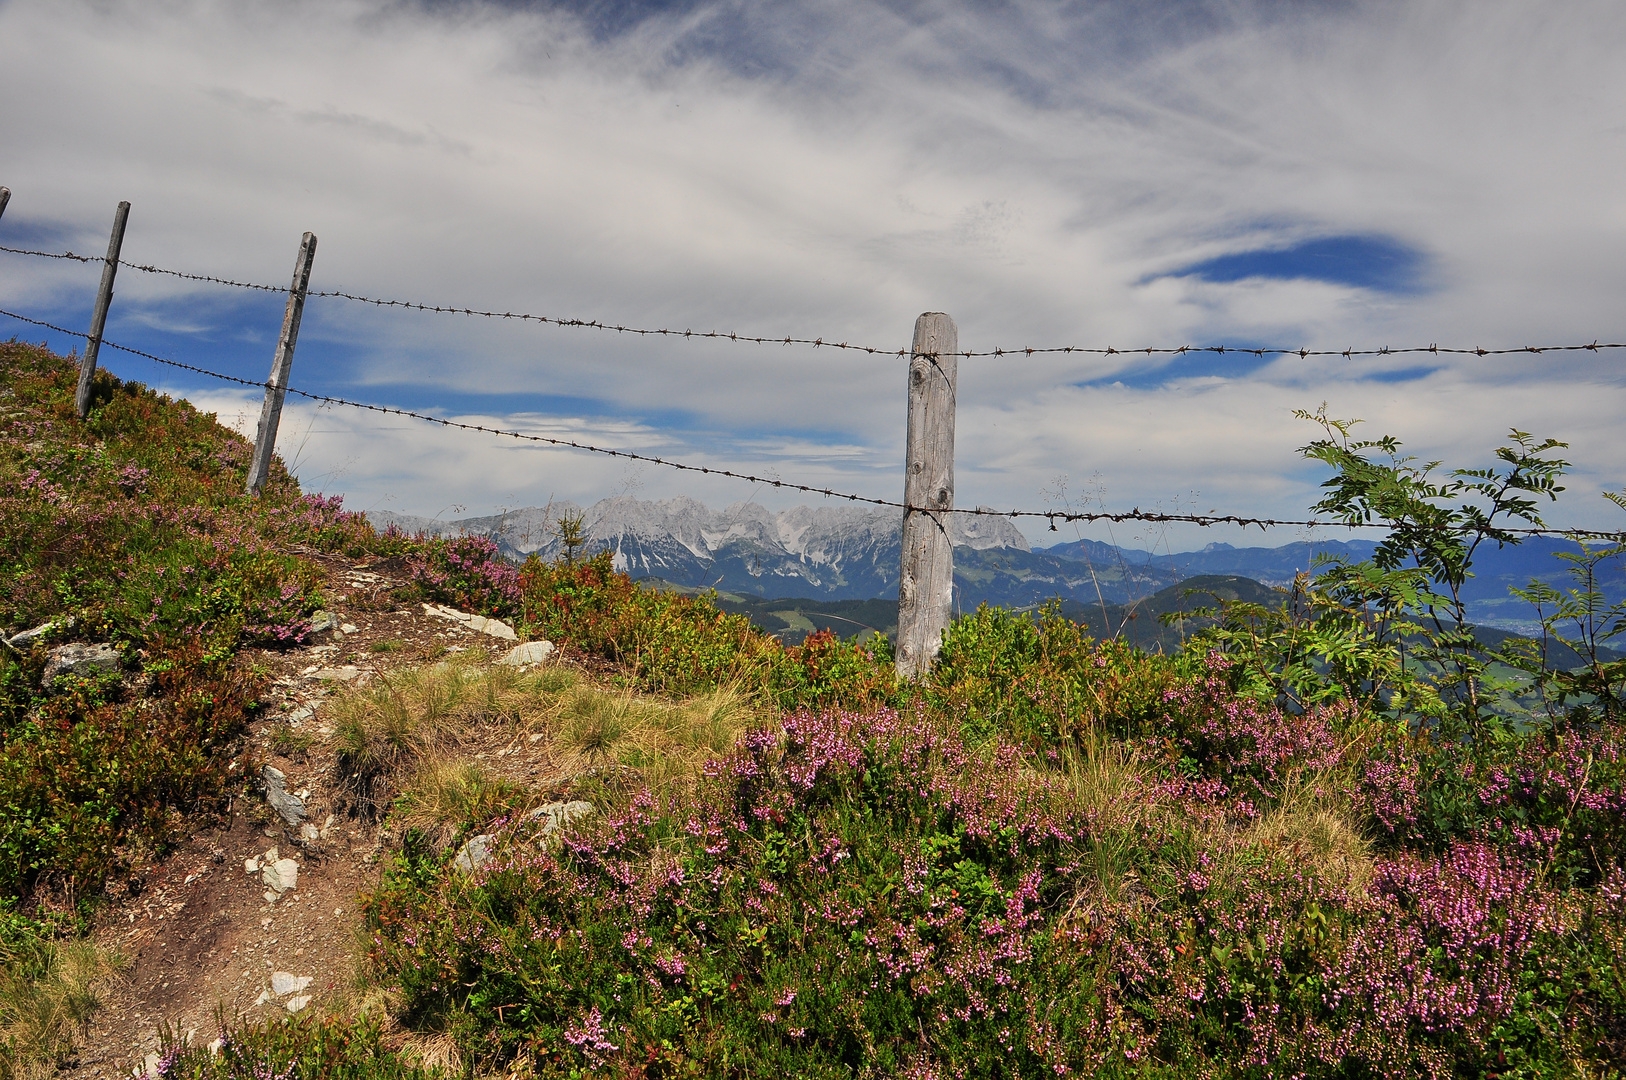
[76,200,130,418]
[247,231,318,495]
[896,311,958,680]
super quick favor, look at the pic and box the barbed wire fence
[3,228,1625,548]
[4,243,1624,360]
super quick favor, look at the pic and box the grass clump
[0,910,119,1080]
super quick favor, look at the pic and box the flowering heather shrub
[365,707,1138,1077]
[141,1012,429,1079]
[1154,652,1347,819]
[511,552,899,703]
[363,691,1626,1077]
[0,343,412,912]
[1471,722,1626,884]
[407,533,523,616]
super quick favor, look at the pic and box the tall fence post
[896,311,958,680]
[75,200,130,418]
[247,231,318,495]
[0,188,11,224]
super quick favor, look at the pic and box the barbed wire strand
[5,243,1624,361]
[4,306,1622,541]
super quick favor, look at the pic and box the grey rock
[452,834,495,873]
[263,857,299,894]
[271,971,312,996]
[308,610,341,635]
[528,799,594,836]
[498,640,555,666]
[311,666,363,682]
[261,765,307,827]
[7,618,71,650]
[42,642,120,684]
[422,604,517,641]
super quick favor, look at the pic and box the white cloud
[3,0,1624,546]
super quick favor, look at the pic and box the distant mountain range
[368,498,1624,632]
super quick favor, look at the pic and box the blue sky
[2,0,1624,545]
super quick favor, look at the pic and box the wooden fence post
[75,200,130,418]
[247,232,318,495]
[896,311,958,679]
[0,188,11,224]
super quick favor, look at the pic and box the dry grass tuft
[557,685,755,796]
[0,938,121,1080]
[1245,785,1374,894]
[330,654,756,838]
[330,657,574,818]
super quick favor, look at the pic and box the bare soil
[61,552,572,1077]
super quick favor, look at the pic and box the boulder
[42,642,120,684]
[498,640,555,666]
[308,610,341,636]
[311,666,363,682]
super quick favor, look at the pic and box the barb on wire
[120,261,288,293]
[3,241,1623,361]
[0,244,290,292]
[4,306,1622,542]
[0,244,99,263]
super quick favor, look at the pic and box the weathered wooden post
[246,232,318,495]
[0,188,11,223]
[896,311,958,679]
[75,200,130,418]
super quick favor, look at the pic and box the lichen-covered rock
[42,642,120,684]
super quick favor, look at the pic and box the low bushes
[363,694,1626,1077]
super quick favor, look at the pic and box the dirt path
[62,553,563,1077]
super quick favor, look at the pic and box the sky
[2,0,1624,550]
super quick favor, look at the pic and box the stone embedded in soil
[529,800,595,837]
[312,666,363,682]
[271,972,312,996]
[308,610,341,635]
[286,994,312,1013]
[261,765,307,826]
[453,834,495,873]
[42,641,121,684]
[263,857,299,894]
[6,617,70,649]
[423,602,517,640]
[499,640,556,666]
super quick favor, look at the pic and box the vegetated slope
[9,341,1626,1078]
[0,340,394,1072]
